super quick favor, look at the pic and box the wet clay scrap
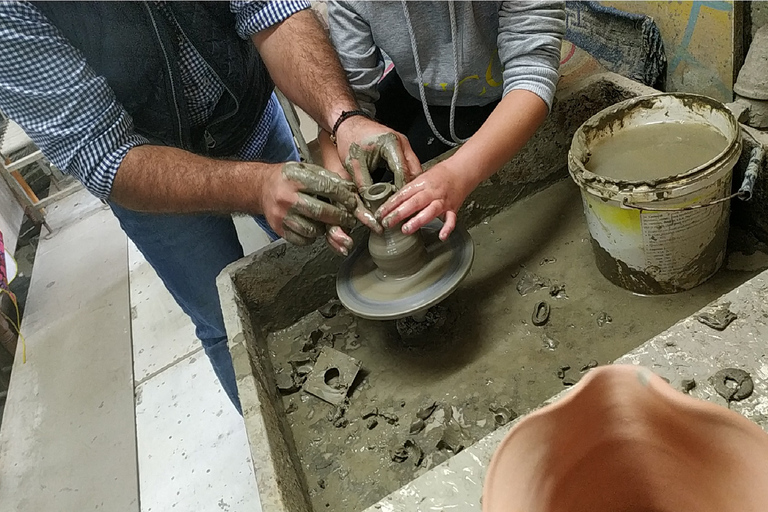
[696,302,737,331]
[303,347,361,406]
[336,182,474,320]
[711,368,753,402]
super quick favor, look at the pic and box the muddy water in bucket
[569,94,742,294]
[586,123,728,181]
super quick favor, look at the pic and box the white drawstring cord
[401,0,468,147]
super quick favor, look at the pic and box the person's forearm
[317,129,348,177]
[448,90,549,192]
[110,145,270,214]
[252,10,357,133]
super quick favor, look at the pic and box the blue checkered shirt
[0,1,310,200]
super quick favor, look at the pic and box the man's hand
[335,116,422,191]
[110,146,372,256]
[260,162,355,246]
[375,160,472,241]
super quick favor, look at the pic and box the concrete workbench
[366,269,768,511]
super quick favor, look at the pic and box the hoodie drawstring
[401,0,468,147]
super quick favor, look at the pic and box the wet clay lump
[336,182,473,319]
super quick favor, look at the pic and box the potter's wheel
[337,219,474,321]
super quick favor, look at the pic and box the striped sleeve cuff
[65,112,150,200]
[231,1,311,39]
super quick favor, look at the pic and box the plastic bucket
[568,93,741,294]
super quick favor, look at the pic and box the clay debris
[711,368,753,402]
[396,305,448,340]
[541,334,559,351]
[327,397,350,428]
[318,299,344,319]
[516,270,551,296]
[390,439,423,466]
[416,401,438,420]
[517,269,567,301]
[275,366,302,395]
[279,310,360,399]
[389,403,474,469]
[362,407,399,425]
[304,347,362,406]
[549,284,568,299]
[696,302,737,331]
[489,403,517,427]
[532,301,551,326]
[555,360,598,387]
[596,312,612,327]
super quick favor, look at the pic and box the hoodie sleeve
[326,1,384,117]
[497,1,566,110]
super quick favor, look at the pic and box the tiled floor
[0,192,276,511]
[135,349,259,512]
[129,241,199,385]
[131,217,272,512]
[130,108,318,511]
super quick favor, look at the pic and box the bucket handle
[621,146,765,213]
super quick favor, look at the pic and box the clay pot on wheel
[362,182,428,278]
[483,364,768,512]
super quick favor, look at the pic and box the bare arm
[112,145,359,246]
[251,9,355,133]
[110,145,270,214]
[252,9,420,190]
[318,128,349,178]
[435,91,548,195]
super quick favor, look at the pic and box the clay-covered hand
[261,162,379,248]
[375,161,472,241]
[334,116,422,191]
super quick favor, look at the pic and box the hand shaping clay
[336,182,474,320]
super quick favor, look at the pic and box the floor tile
[135,353,260,512]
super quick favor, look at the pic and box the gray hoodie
[328,1,565,122]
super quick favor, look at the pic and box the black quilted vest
[34,1,274,157]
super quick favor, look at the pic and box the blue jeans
[110,94,298,413]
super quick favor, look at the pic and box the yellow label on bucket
[585,194,641,233]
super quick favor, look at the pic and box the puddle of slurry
[264,179,761,512]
